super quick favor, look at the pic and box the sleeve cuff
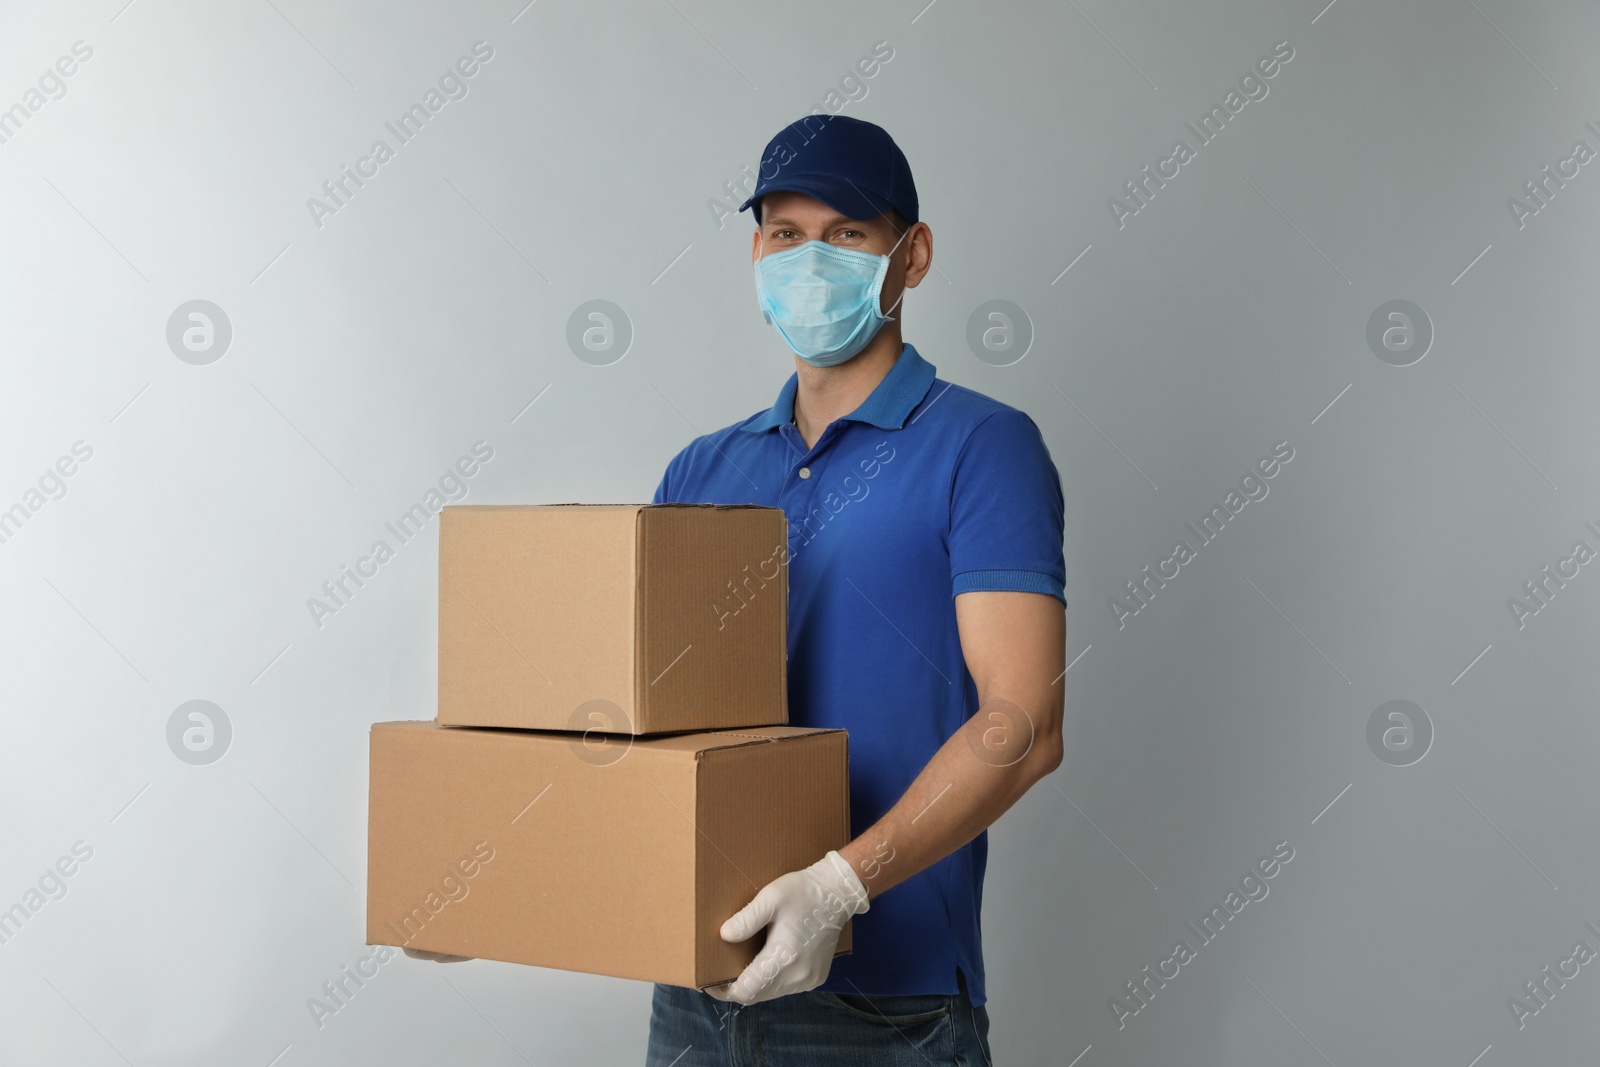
[952,568,1066,606]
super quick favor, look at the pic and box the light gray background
[2,0,1597,1063]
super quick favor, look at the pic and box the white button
[798,467,811,479]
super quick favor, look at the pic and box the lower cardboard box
[366,720,852,989]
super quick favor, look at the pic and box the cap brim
[740,177,892,223]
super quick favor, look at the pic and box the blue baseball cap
[739,114,918,228]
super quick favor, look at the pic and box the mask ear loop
[756,220,912,318]
[880,223,912,319]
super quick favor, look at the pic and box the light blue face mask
[754,229,909,368]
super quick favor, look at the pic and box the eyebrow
[762,214,868,230]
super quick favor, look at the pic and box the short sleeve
[651,463,672,505]
[948,408,1066,605]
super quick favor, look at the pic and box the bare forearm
[837,695,1062,900]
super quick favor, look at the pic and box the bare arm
[836,589,1066,898]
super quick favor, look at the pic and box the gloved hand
[706,850,870,1005]
[402,947,473,962]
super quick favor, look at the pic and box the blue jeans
[645,970,993,1066]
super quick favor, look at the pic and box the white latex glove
[706,850,870,1005]
[402,947,472,962]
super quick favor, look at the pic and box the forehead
[759,190,883,229]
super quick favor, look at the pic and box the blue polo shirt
[651,342,1065,1007]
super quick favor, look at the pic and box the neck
[792,326,903,449]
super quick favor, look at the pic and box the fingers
[402,947,472,962]
[725,934,800,1004]
[721,881,781,943]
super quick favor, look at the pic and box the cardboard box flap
[475,503,770,510]
[606,724,834,758]
[446,503,644,511]
[640,503,775,510]
[422,722,826,749]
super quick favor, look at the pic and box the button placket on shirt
[780,422,843,544]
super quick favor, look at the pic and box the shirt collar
[741,342,938,433]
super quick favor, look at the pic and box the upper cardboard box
[438,504,788,734]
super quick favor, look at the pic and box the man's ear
[903,221,932,289]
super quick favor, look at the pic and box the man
[407,113,1066,1063]
[643,114,1067,1065]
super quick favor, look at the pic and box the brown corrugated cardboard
[366,720,851,989]
[438,504,788,734]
